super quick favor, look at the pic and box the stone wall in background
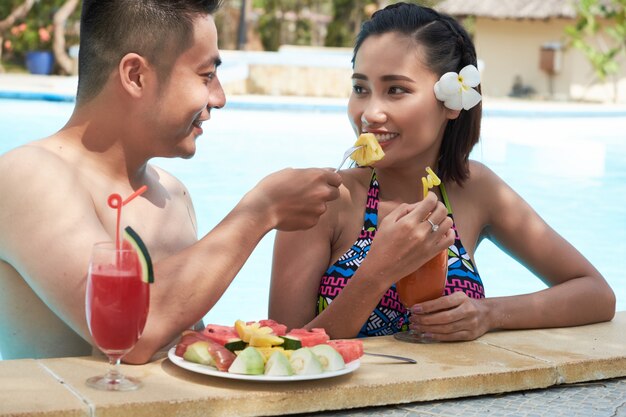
[220,46,353,98]
[244,65,351,97]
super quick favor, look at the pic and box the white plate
[168,348,360,382]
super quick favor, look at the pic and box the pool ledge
[1,311,624,416]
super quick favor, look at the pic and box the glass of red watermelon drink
[85,238,150,391]
[85,188,153,391]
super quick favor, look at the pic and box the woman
[269,2,615,340]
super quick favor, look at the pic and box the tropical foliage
[566,0,626,81]
[2,1,67,56]
[246,0,441,50]
[325,0,438,47]
[252,0,330,51]
[0,0,80,73]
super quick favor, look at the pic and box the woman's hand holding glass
[408,291,491,342]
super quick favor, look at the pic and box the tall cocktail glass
[394,249,448,343]
[85,241,150,391]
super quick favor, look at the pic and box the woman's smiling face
[348,32,458,169]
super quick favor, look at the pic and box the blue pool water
[1,98,625,335]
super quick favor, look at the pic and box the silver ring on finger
[426,218,439,233]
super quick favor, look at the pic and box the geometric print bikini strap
[364,170,380,231]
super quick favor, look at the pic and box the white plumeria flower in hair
[433,64,482,111]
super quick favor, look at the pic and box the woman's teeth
[373,133,395,143]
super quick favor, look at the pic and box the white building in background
[436,0,626,103]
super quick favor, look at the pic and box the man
[0,0,341,364]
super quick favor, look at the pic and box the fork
[336,145,364,172]
[364,352,417,364]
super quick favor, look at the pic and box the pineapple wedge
[234,320,273,343]
[255,346,286,362]
[352,133,385,166]
[249,333,285,348]
[234,320,284,347]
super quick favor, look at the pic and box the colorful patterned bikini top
[316,170,485,337]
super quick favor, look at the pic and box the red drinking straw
[107,185,148,250]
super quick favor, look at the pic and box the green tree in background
[254,0,319,50]
[256,0,282,51]
[324,0,441,48]
[222,0,442,51]
[325,0,369,47]
[566,0,626,101]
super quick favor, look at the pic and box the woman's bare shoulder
[447,161,515,211]
[453,161,507,196]
[467,160,499,183]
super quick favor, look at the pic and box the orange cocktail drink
[394,249,447,343]
[396,249,448,306]
[393,166,448,343]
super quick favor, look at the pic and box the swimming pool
[1,98,625,333]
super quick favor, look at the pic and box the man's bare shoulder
[149,164,190,196]
[0,141,74,187]
[147,164,197,235]
[0,141,99,252]
[0,141,86,212]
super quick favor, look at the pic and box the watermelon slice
[326,339,364,364]
[202,324,240,346]
[123,226,154,284]
[249,319,287,336]
[285,328,330,347]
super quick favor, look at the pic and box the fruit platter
[168,319,363,381]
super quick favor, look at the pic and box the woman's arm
[410,163,615,340]
[268,203,337,330]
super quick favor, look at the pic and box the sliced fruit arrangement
[174,319,364,376]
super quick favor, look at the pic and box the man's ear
[118,53,152,98]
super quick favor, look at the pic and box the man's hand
[247,168,342,231]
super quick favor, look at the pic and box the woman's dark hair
[77,0,222,104]
[353,2,481,185]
